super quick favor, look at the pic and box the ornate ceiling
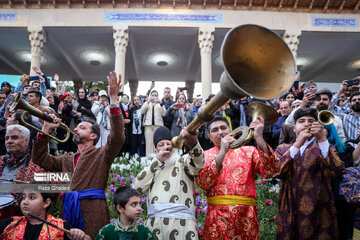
[0,0,359,14]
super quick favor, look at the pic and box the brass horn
[318,110,335,126]
[10,92,75,143]
[171,24,295,149]
[229,102,279,148]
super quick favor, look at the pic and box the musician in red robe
[196,115,280,239]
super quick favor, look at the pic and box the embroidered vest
[2,214,65,240]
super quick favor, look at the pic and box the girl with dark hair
[284,92,296,105]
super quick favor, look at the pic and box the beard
[73,135,84,144]
[164,151,180,166]
[352,103,360,113]
[316,103,328,111]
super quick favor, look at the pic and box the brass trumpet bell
[10,92,75,143]
[220,24,296,100]
[229,102,279,148]
[318,110,335,126]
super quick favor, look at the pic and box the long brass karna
[171,24,295,149]
[10,92,75,143]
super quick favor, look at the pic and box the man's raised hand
[107,71,122,104]
[32,66,43,75]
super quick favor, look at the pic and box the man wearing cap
[91,90,110,147]
[133,126,205,240]
[275,108,344,239]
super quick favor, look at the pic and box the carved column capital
[198,27,215,55]
[282,29,301,59]
[28,27,46,56]
[113,26,129,54]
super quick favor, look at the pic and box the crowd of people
[0,66,360,239]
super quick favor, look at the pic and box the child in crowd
[95,187,154,240]
[0,182,90,240]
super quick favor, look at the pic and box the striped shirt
[341,112,360,147]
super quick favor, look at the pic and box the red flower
[121,182,127,186]
[265,200,272,206]
[194,190,200,195]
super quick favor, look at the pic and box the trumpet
[10,92,75,143]
[306,110,335,130]
[317,110,335,126]
[304,110,335,141]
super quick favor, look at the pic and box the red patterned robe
[196,146,280,240]
[1,214,65,239]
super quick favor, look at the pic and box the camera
[179,87,187,92]
[347,78,359,87]
[64,100,68,104]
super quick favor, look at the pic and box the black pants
[335,199,356,240]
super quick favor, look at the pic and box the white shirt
[290,138,330,159]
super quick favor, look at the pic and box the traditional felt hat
[154,126,172,147]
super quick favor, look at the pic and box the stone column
[113,25,129,92]
[129,80,138,100]
[185,81,195,102]
[198,27,215,103]
[28,26,46,76]
[282,29,301,60]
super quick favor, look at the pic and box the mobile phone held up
[29,76,40,81]
[347,78,359,87]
